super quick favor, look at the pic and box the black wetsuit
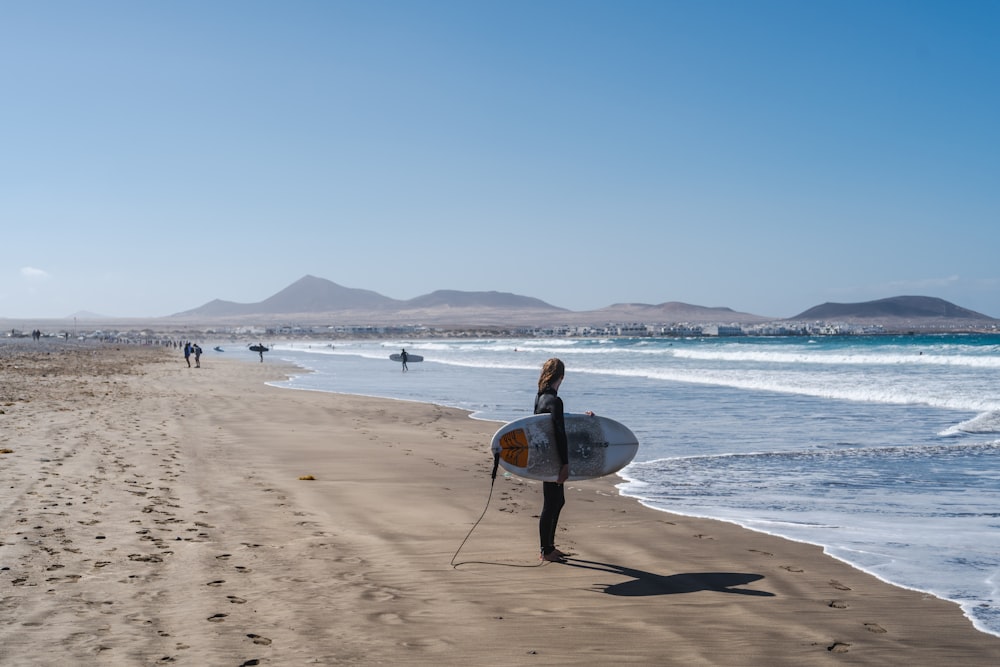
[535,388,569,555]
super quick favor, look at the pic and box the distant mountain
[260,275,398,312]
[792,296,996,322]
[170,276,567,324]
[172,275,401,318]
[589,302,771,324]
[165,277,996,329]
[404,290,565,311]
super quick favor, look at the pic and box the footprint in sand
[829,579,852,591]
[128,554,163,563]
[864,622,887,634]
[206,580,225,587]
[227,596,247,604]
[828,600,848,609]
[828,641,851,653]
[207,613,227,622]
[247,634,272,645]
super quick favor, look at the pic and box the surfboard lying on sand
[389,353,423,362]
[490,413,639,482]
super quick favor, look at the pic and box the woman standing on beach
[535,358,591,562]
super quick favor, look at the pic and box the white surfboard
[490,413,639,482]
[389,353,423,362]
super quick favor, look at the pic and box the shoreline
[266,339,1000,640]
[269,353,1000,639]
[2,344,998,664]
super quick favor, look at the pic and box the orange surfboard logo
[499,429,529,467]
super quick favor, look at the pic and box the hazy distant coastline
[3,275,997,336]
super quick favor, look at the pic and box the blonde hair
[537,358,565,392]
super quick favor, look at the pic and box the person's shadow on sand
[564,558,775,597]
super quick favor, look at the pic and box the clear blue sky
[2,0,998,320]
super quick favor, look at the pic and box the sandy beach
[2,343,999,666]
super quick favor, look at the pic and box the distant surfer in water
[534,358,592,562]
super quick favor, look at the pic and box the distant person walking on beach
[400,348,409,372]
[184,342,192,368]
[534,357,592,562]
[193,344,202,368]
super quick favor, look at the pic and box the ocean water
[226,334,1000,637]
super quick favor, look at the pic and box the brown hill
[587,302,771,324]
[169,276,568,325]
[404,290,564,311]
[792,296,996,323]
[162,277,996,329]
[172,275,399,318]
[168,276,767,327]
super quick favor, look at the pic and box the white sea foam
[943,413,1000,435]
[670,347,1000,368]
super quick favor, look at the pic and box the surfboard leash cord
[450,453,544,569]
[449,453,500,567]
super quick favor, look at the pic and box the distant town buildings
[8,316,998,345]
